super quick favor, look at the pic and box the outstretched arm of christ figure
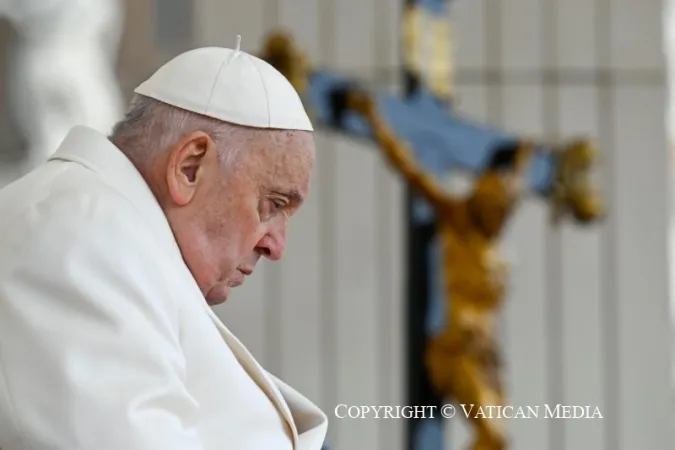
[347,91,456,213]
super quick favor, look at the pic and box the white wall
[196,1,675,450]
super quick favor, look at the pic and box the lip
[238,266,254,276]
[229,278,244,288]
[228,272,245,287]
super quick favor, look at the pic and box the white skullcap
[134,36,313,131]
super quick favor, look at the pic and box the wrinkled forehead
[242,129,315,192]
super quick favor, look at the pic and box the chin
[205,284,231,306]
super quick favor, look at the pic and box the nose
[255,222,287,261]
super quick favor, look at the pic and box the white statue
[0,0,125,170]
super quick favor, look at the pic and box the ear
[165,131,216,206]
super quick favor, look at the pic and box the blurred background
[0,0,672,450]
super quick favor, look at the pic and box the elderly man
[0,43,327,450]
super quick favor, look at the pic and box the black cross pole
[401,1,446,449]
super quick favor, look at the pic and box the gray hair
[109,94,266,170]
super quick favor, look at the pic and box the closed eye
[271,199,287,211]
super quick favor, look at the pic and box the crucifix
[257,1,604,448]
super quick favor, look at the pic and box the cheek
[215,204,265,266]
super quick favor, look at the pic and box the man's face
[162,128,315,305]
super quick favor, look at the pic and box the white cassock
[0,0,124,168]
[0,126,328,450]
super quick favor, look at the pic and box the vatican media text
[334,404,603,420]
